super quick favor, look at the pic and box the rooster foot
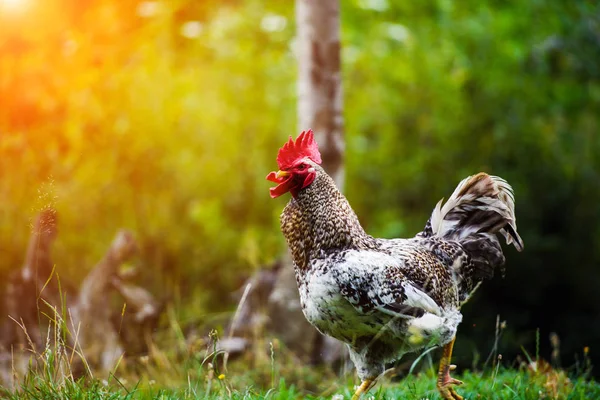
[351,378,376,400]
[437,337,464,400]
[437,365,464,400]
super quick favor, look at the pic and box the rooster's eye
[297,164,306,170]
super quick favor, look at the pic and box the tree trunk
[297,0,344,188]
[268,0,345,365]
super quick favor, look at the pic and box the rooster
[267,130,523,400]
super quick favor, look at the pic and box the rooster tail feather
[429,173,524,252]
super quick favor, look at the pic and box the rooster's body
[267,131,523,399]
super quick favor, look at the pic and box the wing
[334,250,444,319]
[378,237,465,307]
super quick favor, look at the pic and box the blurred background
[0,0,599,387]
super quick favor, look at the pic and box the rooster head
[266,130,322,198]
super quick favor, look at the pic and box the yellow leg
[437,337,464,400]
[351,378,375,400]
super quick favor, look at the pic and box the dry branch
[71,230,138,372]
[4,208,60,350]
[1,213,162,386]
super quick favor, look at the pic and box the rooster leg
[351,378,375,400]
[437,337,464,400]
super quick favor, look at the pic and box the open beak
[275,170,291,179]
[266,170,294,198]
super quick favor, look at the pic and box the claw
[438,384,464,400]
[438,372,464,400]
[441,374,463,387]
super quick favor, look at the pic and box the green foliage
[0,0,296,314]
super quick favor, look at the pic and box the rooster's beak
[276,170,291,179]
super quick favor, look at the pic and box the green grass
[3,365,599,400]
[2,308,598,399]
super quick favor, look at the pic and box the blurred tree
[297,0,344,186]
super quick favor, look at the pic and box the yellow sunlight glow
[0,0,27,12]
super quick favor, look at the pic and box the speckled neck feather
[280,164,378,272]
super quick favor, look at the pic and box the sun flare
[0,0,27,12]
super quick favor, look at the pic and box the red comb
[277,130,322,169]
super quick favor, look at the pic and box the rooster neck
[280,170,376,273]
